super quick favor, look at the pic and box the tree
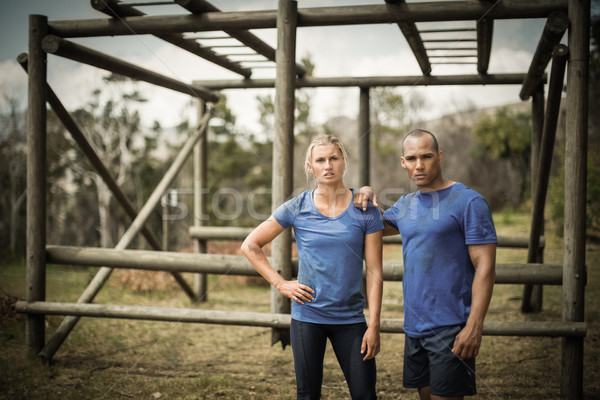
[0,95,26,258]
[472,107,532,203]
[62,74,158,248]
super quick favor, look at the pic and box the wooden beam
[45,245,563,285]
[91,0,252,78]
[519,11,569,100]
[270,0,297,348]
[358,87,371,186]
[193,101,208,301]
[188,226,542,249]
[25,15,48,359]
[16,301,587,337]
[175,0,306,78]
[47,1,568,38]
[476,17,493,74]
[193,73,530,89]
[385,0,431,75]
[522,44,569,313]
[41,35,219,102]
[561,0,589,397]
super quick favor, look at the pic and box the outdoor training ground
[1,211,599,399]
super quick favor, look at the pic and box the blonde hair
[304,135,348,181]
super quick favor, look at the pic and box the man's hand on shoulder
[353,186,378,211]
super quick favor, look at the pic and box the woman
[241,135,383,399]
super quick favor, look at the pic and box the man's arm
[353,186,399,237]
[452,243,496,359]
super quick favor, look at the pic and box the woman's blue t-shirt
[273,189,383,324]
[383,183,497,338]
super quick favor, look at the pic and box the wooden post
[25,14,47,359]
[194,100,209,301]
[270,0,297,348]
[561,0,589,398]
[358,87,371,187]
[532,83,546,306]
[523,45,569,313]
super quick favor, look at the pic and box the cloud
[0,60,27,111]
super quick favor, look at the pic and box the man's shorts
[403,325,477,397]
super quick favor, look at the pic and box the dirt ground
[1,240,599,399]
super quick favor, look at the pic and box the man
[354,129,497,400]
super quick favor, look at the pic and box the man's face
[401,134,444,190]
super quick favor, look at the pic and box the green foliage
[472,107,532,203]
[255,54,317,139]
[550,153,600,235]
[472,107,531,161]
[370,87,407,159]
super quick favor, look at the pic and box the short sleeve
[464,196,497,245]
[383,204,400,231]
[272,196,300,229]
[364,204,384,234]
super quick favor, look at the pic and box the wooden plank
[16,301,586,337]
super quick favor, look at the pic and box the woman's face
[307,144,346,185]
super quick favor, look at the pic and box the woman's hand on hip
[276,280,314,304]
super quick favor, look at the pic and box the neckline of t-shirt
[310,188,353,220]
[417,182,462,197]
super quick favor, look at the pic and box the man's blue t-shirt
[383,183,497,338]
[273,189,383,324]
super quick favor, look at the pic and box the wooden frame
[21,1,589,398]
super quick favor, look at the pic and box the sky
[0,0,596,136]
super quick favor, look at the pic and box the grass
[1,210,599,399]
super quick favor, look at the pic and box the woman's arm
[361,230,383,360]
[241,217,314,304]
[353,187,400,237]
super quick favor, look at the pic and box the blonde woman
[242,135,383,399]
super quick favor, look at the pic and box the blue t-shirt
[383,183,497,338]
[273,189,383,324]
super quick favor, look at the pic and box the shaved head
[402,129,439,155]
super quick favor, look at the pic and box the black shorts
[403,325,477,397]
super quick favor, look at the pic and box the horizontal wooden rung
[15,301,586,337]
[46,245,564,284]
[189,226,544,249]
